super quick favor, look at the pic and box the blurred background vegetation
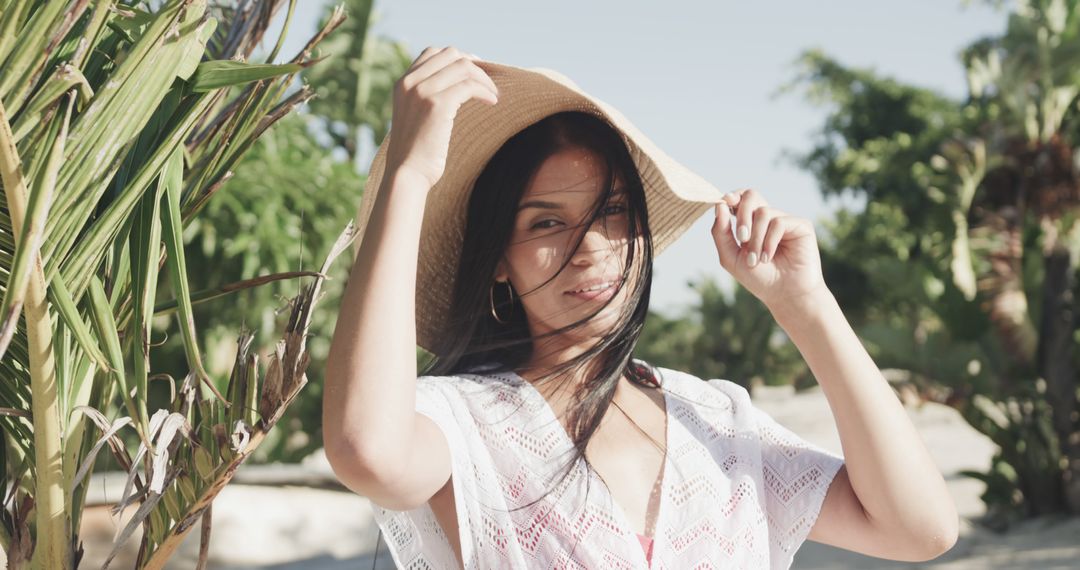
[778,0,1080,527]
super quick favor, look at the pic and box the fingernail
[747,252,758,267]
[737,225,750,242]
[761,253,769,264]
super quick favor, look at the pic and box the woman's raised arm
[775,289,959,561]
[710,188,959,561]
[321,46,497,509]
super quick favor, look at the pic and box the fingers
[400,46,453,89]
[421,58,498,103]
[711,201,739,270]
[405,46,463,85]
[408,46,442,70]
[726,189,765,246]
[716,188,789,268]
[761,215,787,264]
[439,78,499,107]
[400,46,498,100]
[747,206,771,266]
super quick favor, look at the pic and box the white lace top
[369,362,844,569]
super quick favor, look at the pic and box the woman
[323,46,959,569]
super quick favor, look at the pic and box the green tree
[781,0,1080,526]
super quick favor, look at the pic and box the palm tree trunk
[24,265,67,570]
[1039,236,1080,513]
[976,205,1039,374]
[0,100,69,569]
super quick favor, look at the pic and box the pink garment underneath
[636,533,654,565]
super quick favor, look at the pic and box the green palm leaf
[0,1,352,567]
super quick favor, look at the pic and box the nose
[569,216,621,266]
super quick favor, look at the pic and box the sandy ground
[9,385,1080,569]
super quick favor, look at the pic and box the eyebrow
[517,189,627,212]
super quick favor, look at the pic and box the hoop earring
[490,280,514,324]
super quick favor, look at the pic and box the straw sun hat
[352,59,726,355]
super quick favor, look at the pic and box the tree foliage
[782,0,1080,527]
[638,278,809,390]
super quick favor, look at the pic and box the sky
[267,1,1006,317]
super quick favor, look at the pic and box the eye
[529,204,626,231]
[603,203,627,216]
[530,219,561,230]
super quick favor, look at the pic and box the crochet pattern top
[369,362,844,569]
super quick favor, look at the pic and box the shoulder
[652,365,755,412]
[416,362,508,388]
[650,366,774,441]
[414,363,524,412]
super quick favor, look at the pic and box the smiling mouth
[565,279,622,295]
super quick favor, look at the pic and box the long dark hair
[419,110,659,512]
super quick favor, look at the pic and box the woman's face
[494,145,641,344]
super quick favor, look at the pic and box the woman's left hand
[710,188,829,312]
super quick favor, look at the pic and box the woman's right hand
[385,46,499,190]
